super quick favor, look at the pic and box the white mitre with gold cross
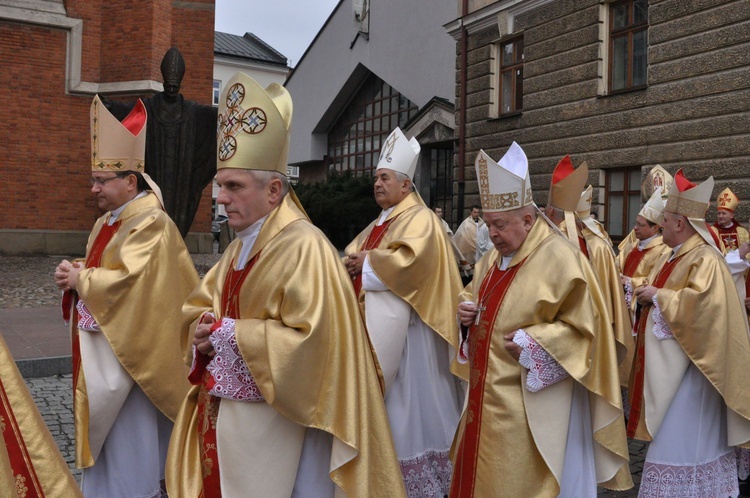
[639,187,665,224]
[475,142,532,213]
[576,184,608,241]
[376,127,420,180]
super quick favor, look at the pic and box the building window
[606,166,642,242]
[497,37,524,115]
[327,74,418,177]
[429,146,454,226]
[609,0,648,93]
[213,80,221,106]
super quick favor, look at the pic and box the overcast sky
[214,0,341,67]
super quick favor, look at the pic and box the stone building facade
[446,0,749,242]
[0,0,215,254]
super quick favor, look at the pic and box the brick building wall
[453,0,750,238]
[0,0,215,254]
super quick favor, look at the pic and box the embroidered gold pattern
[218,83,268,162]
[16,474,28,498]
[379,133,398,163]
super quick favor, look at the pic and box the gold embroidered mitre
[474,142,532,213]
[642,165,673,200]
[717,187,739,213]
[548,155,589,212]
[639,187,665,224]
[576,184,593,218]
[217,72,292,173]
[376,127,420,180]
[91,95,146,172]
[666,169,713,219]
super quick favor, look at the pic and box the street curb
[16,356,72,379]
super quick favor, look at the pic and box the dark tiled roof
[215,32,288,67]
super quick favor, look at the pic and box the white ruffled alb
[650,295,674,340]
[207,318,265,402]
[513,329,569,392]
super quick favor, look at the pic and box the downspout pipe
[457,0,469,221]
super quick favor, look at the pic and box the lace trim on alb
[207,318,265,402]
[400,450,452,498]
[513,329,569,393]
[639,451,738,497]
[76,300,100,332]
[651,295,674,340]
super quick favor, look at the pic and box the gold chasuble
[345,191,469,381]
[580,227,633,385]
[616,235,670,290]
[628,233,750,447]
[70,192,197,467]
[0,335,81,498]
[451,218,631,497]
[167,194,406,497]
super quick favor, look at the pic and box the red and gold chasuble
[627,254,681,439]
[191,253,260,498]
[352,216,398,297]
[713,221,744,251]
[450,260,525,498]
[0,377,43,497]
[622,246,653,278]
[578,236,590,260]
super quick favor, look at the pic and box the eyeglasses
[90,175,123,186]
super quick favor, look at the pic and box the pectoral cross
[475,304,486,326]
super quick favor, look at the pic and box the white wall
[285,0,457,165]
[213,56,289,103]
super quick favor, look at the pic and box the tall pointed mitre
[665,169,719,251]
[642,165,673,200]
[217,72,293,173]
[91,95,146,173]
[90,95,164,208]
[548,155,588,242]
[376,127,420,180]
[716,187,739,213]
[639,187,665,224]
[475,142,532,213]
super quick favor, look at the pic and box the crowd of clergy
[1,71,750,498]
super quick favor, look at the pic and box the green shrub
[294,172,380,249]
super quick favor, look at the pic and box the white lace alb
[400,450,452,498]
[650,295,674,340]
[513,329,569,392]
[639,451,738,497]
[207,318,265,402]
[76,300,100,332]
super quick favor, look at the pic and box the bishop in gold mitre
[630,169,750,497]
[53,95,198,497]
[451,142,631,497]
[343,126,466,496]
[166,72,406,498]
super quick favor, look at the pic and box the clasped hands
[54,259,86,292]
[346,250,368,277]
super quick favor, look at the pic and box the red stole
[195,252,260,498]
[622,246,652,278]
[352,216,398,296]
[0,374,44,496]
[627,254,681,438]
[66,220,121,428]
[578,236,590,260]
[450,260,525,498]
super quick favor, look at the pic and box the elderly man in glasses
[54,96,197,497]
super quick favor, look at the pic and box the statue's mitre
[90,95,146,172]
[639,187,665,224]
[376,127,420,180]
[665,169,713,219]
[642,165,673,200]
[716,187,739,212]
[548,155,588,212]
[475,142,532,213]
[217,72,293,174]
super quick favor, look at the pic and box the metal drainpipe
[456,0,469,222]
